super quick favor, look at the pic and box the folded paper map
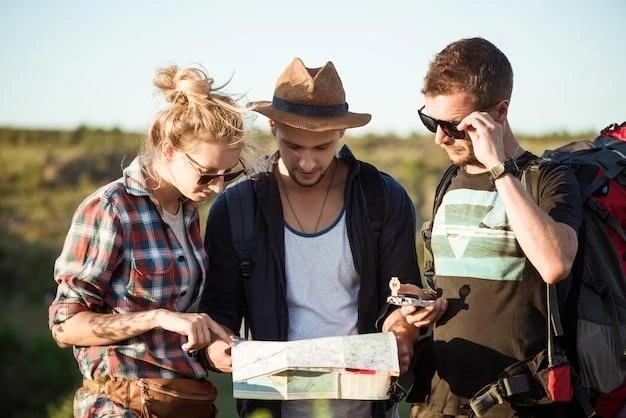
[231,332,399,400]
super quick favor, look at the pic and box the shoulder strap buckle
[467,374,533,417]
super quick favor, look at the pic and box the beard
[290,173,323,188]
[288,160,335,188]
[447,142,484,168]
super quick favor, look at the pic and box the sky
[1,0,625,137]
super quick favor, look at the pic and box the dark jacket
[200,145,420,417]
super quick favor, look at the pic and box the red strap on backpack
[546,364,573,401]
[595,382,626,418]
[546,284,573,402]
[600,122,626,141]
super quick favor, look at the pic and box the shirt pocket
[127,251,177,310]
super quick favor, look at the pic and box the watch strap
[488,158,520,182]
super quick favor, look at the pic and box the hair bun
[146,63,245,160]
[154,65,215,107]
[153,65,178,103]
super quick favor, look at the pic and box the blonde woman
[49,65,246,417]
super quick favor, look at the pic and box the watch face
[490,163,506,180]
[489,159,519,182]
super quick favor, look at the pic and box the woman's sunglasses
[417,106,466,139]
[184,154,246,185]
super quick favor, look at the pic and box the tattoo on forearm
[89,311,157,340]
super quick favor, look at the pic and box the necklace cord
[279,159,338,233]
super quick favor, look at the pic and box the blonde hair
[142,65,245,165]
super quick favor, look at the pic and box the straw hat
[249,58,371,131]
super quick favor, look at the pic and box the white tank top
[282,208,372,418]
[284,208,359,339]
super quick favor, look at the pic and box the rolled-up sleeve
[49,195,122,328]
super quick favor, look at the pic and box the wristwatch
[488,158,520,183]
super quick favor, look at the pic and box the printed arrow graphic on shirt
[448,233,471,259]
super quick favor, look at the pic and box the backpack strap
[466,374,535,417]
[581,140,626,241]
[586,198,626,242]
[579,145,626,201]
[224,180,255,339]
[421,165,458,287]
[358,161,386,237]
[432,165,460,220]
[225,180,255,280]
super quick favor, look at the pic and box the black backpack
[422,123,626,417]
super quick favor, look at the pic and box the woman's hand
[157,310,232,352]
[206,337,237,372]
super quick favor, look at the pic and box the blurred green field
[0,125,591,417]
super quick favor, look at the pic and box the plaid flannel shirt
[49,157,210,417]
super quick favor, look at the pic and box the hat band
[272,96,349,117]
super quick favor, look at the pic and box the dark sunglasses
[184,154,246,185]
[418,106,466,139]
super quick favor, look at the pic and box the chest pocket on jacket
[127,252,176,309]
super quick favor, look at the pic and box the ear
[494,100,509,123]
[269,120,277,136]
[162,140,176,161]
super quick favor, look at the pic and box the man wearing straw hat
[200,58,446,418]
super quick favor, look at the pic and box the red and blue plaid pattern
[49,157,211,417]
